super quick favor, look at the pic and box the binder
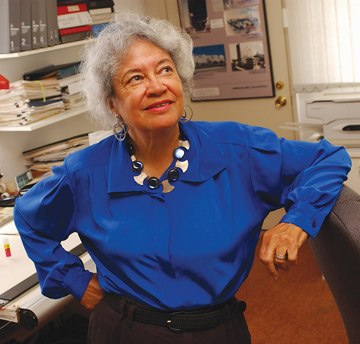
[57,0,89,5]
[57,3,92,30]
[92,23,109,38]
[31,0,40,49]
[85,0,114,10]
[20,0,32,51]
[59,25,92,36]
[0,0,21,54]
[52,0,59,45]
[45,0,54,46]
[23,61,81,80]
[38,0,48,48]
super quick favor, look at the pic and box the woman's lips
[145,101,173,110]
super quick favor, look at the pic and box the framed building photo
[177,0,275,101]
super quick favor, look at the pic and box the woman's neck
[128,126,180,179]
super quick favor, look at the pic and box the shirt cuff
[280,202,326,239]
[62,266,93,302]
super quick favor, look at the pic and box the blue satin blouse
[14,121,351,310]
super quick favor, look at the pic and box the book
[20,0,32,51]
[60,29,92,44]
[0,0,21,54]
[63,79,81,95]
[89,9,114,25]
[23,61,81,80]
[59,75,83,106]
[58,73,81,88]
[87,1,114,25]
[31,0,40,49]
[57,3,93,30]
[38,0,48,48]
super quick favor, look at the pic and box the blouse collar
[107,121,228,194]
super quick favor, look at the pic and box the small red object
[0,74,10,89]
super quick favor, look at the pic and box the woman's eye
[131,75,142,82]
[126,75,143,86]
[161,67,172,73]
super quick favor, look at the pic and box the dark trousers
[88,296,251,344]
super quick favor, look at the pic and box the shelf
[0,107,87,132]
[0,39,94,60]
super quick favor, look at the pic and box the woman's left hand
[80,273,106,310]
[259,223,308,280]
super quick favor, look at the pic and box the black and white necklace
[127,138,190,193]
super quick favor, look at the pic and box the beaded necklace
[127,138,190,193]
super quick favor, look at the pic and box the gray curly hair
[80,11,195,129]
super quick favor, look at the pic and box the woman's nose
[146,77,167,95]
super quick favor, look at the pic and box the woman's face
[109,40,184,139]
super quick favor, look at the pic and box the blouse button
[312,221,316,227]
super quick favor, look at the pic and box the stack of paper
[59,74,86,110]
[22,61,86,111]
[0,79,65,126]
[23,134,89,172]
[0,207,13,226]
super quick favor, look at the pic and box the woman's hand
[80,273,106,309]
[259,223,308,280]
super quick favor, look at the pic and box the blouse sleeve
[13,163,93,301]
[247,126,352,238]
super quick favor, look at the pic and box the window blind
[285,0,360,92]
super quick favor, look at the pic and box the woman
[14,11,351,344]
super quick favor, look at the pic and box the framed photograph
[177,0,275,101]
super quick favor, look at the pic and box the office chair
[309,185,360,344]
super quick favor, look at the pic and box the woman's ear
[107,97,117,115]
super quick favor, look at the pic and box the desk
[0,220,95,342]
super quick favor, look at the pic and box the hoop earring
[113,118,128,141]
[180,104,193,123]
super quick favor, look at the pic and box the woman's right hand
[80,273,106,309]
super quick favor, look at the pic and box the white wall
[0,1,153,185]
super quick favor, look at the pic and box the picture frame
[177,0,275,101]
